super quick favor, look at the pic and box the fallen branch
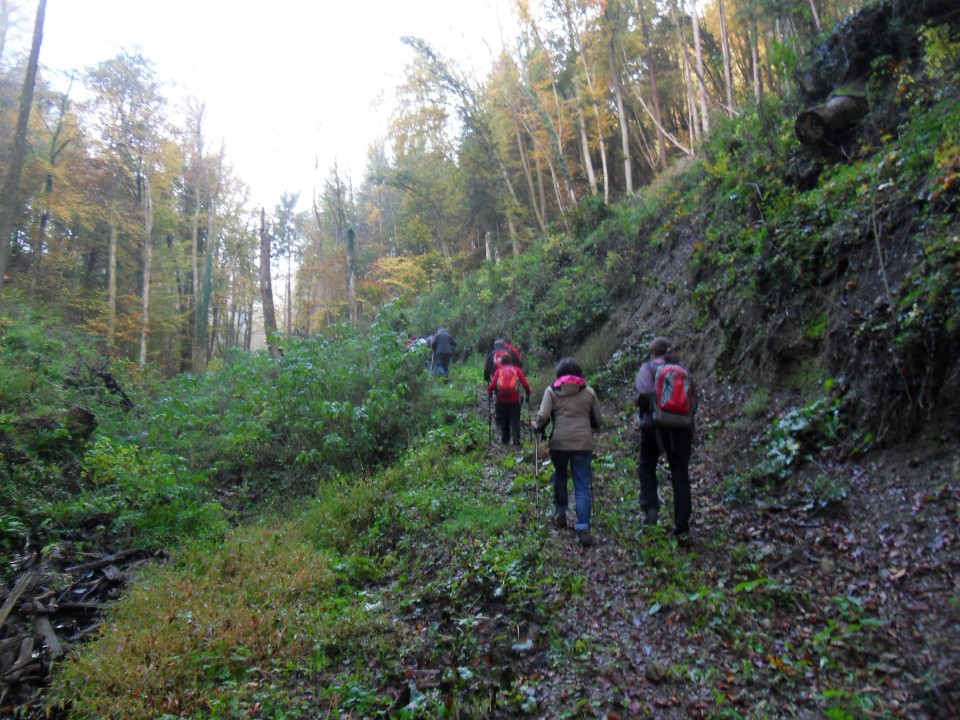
[0,571,36,628]
[64,549,139,574]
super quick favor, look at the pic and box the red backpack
[496,365,520,395]
[652,363,696,429]
[493,348,511,367]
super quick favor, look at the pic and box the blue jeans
[550,449,592,530]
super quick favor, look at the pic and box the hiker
[487,353,532,446]
[531,357,603,548]
[503,339,523,368]
[430,327,456,377]
[633,337,697,543]
[483,338,519,382]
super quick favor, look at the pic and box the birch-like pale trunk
[639,5,668,169]
[691,0,710,135]
[751,22,763,105]
[514,119,547,233]
[139,172,154,368]
[107,219,117,358]
[718,0,736,115]
[189,107,204,370]
[259,208,279,358]
[609,33,633,194]
[808,0,822,32]
[670,0,700,148]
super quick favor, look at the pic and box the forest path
[473,386,699,718]
[470,380,959,718]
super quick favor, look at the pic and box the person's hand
[530,419,538,430]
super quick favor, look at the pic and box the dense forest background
[1,0,897,370]
[1,0,958,718]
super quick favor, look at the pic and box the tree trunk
[750,20,763,106]
[609,34,633,194]
[196,145,223,370]
[639,6,668,170]
[259,208,279,358]
[670,0,699,148]
[139,172,154,369]
[346,228,357,325]
[691,0,710,136]
[107,220,117,358]
[795,92,868,145]
[0,0,10,67]
[189,105,204,372]
[808,0,823,33]
[718,0,736,115]
[514,118,547,233]
[0,0,46,294]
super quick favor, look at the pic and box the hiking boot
[674,531,690,547]
[577,530,594,547]
[643,508,659,526]
[554,513,567,529]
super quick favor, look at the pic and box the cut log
[33,616,64,657]
[64,549,138,574]
[795,93,869,145]
[0,571,36,628]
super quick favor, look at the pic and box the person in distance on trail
[633,337,697,544]
[487,353,532,447]
[484,338,519,382]
[531,357,603,548]
[430,326,456,378]
[503,338,523,368]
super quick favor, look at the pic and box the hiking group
[482,335,697,549]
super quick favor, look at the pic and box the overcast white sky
[32,0,518,210]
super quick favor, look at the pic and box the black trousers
[496,401,522,445]
[638,426,693,535]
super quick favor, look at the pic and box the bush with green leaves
[51,437,227,549]
[134,318,435,499]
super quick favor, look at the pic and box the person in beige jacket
[532,357,603,547]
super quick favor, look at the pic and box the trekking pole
[487,393,492,445]
[533,422,540,523]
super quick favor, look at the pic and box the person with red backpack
[633,337,698,544]
[487,353,531,446]
[484,338,520,382]
[503,339,523,367]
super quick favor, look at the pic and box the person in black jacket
[430,327,456,377]
[483,338,521,382]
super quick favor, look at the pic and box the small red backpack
[496,365,520,395]
[652,363,696,429]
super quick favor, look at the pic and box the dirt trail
[478,383,959,718]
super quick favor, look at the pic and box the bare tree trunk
[808,0,823,33]
[285,254,292,335]
[346,228,357,325]
[670,0,700,148]
[0,0,46,294]
[639,5,668,170]
[189,104,205,371]
[609,29,633,194]
[718,0,736,116]
[107,219,117,358]
[259,208,279,358]
[139,172,154,369]
[691,0,710,135]
[0,0,10,67]
[514,119,547,233]
[751,22,763,105]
